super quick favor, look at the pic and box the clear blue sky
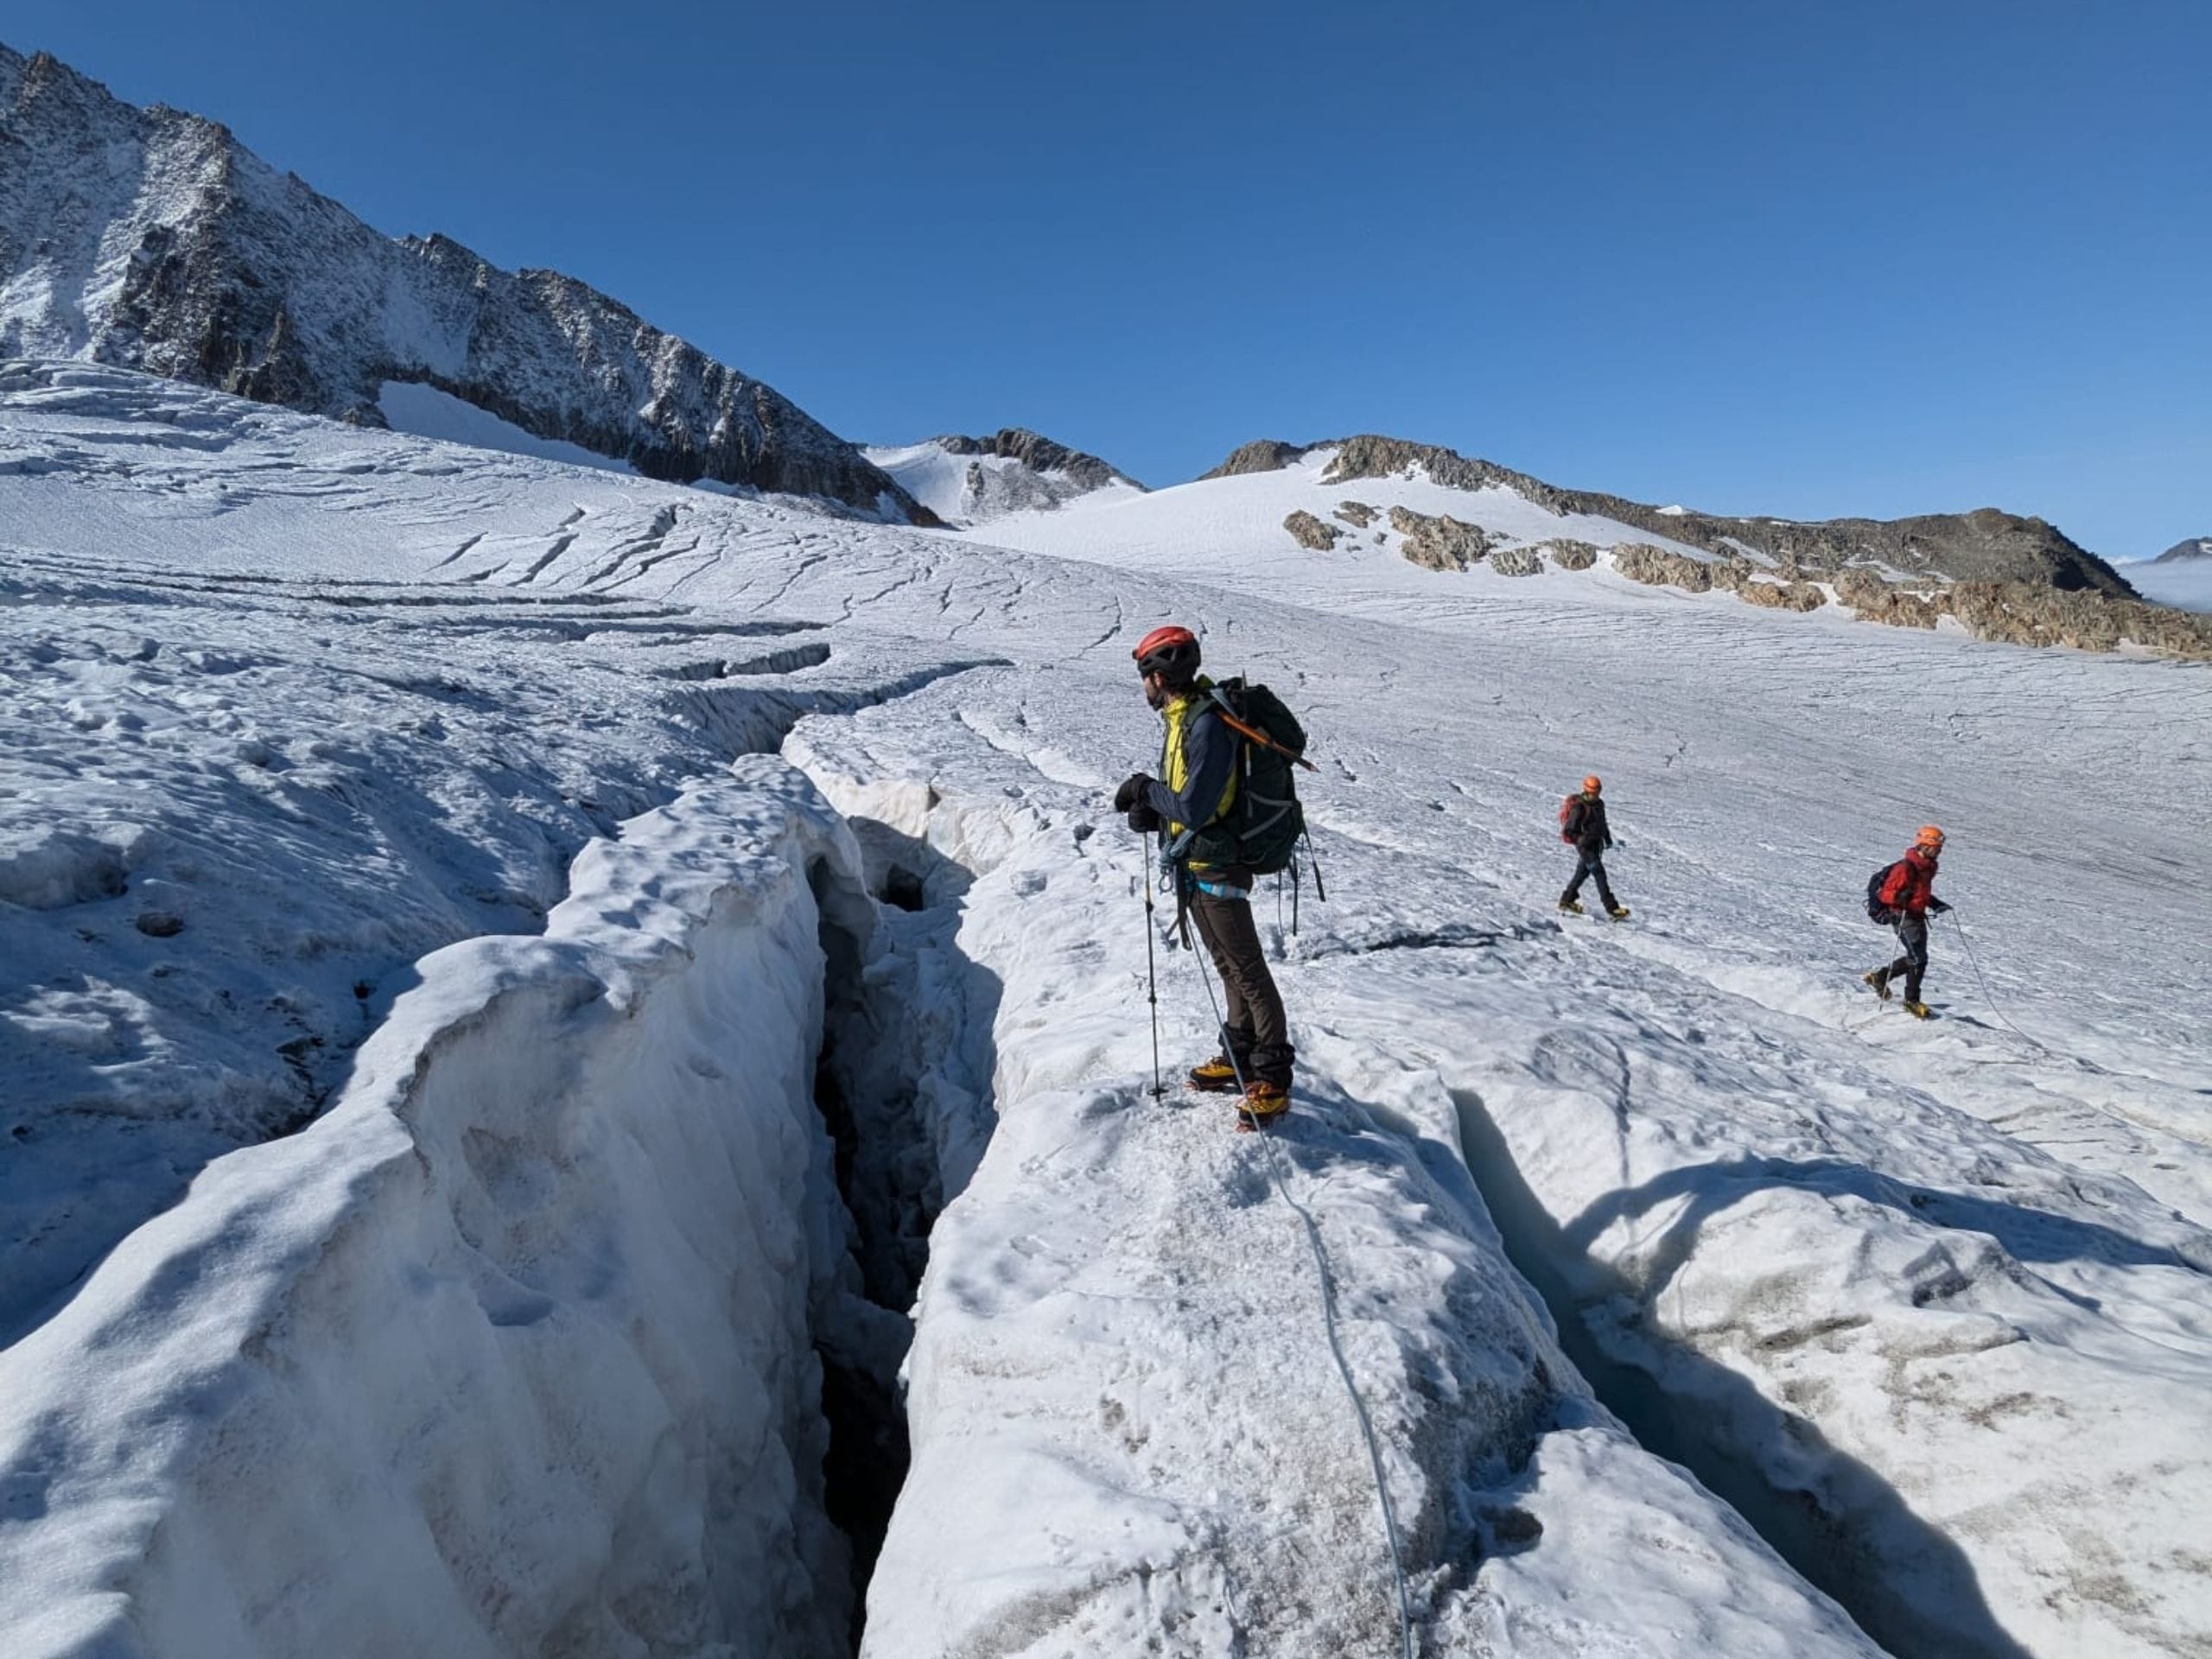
[9,1,2208,556]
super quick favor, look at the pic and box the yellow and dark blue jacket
[1141,677,1243,875]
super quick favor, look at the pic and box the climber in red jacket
[1865,825,1951,1019]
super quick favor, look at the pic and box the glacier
[2,360,2209,1658]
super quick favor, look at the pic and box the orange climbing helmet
[1583,775,1603,794]
[1132,625,1200,681]
[1914,824,1947,851]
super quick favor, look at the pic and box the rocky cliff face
[1211,432,2137,597]
[0,44,928,520]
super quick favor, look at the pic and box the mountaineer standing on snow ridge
[1113,625,1296,1126]
[1558,774,1630,920]
[1865,824,1951,1019]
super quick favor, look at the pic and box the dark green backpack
[1201,677,1306,876]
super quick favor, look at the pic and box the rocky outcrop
[1948,583,2212,658]
[1282,510,1339,550]
[1389,506,1494,571]
[0,45,928,521]
[1199,439,1306,480]
[1543,539,1600,571]
[932,429,1139,493]
[1489,545,1544,577]
[2156,537,2212,563]
[1613,543,1716,594]
[1833,569,1945,629]
[1202,430,2136,596]
[1333,500,1376,529]
[1736,578,1828,612]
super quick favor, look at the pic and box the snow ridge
[0,760,881,1659]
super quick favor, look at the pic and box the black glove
[1929,899,1951,915]
[1113,772,1154,813]
[1127,804,1162,834]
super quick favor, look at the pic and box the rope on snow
[1169,873,1420,1659]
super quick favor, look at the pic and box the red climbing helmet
[1132,625,1201,683]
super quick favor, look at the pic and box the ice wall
[0,757,881,1659]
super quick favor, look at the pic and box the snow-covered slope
[862,428,1143,526]
[977,441,2212,658]
[5,362,2211,1659]
[1199,433,2136,594]
[0,44,925,519]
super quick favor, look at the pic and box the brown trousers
[1190,888,1294,1087]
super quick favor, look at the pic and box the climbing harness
[1171,915,1419,1659]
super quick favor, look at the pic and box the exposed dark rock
[1200,439,1305,480]
[1333,500,1376,529]
[1282,510,1339,550]
[1737,578,1828,613]
[1613,543,1715,594]
[0,44,930,522]
[1389,506,1494,571]
[2155,537,2212,563]
[1834,569,1946,630]
[1489,545,1544,577]
[1949,583,2212,658]
[1543,539,1600,571]
[931,429,1140,493]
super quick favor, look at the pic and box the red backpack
[1558,794,1580,844]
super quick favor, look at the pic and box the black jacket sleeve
[1145,703,1238,833]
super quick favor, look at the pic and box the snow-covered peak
[2156,535,2212,562]
[0,42,930,522]
[861,428,1143,527]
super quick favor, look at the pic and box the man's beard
[1143,677,1168,710]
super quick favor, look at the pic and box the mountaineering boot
[1903,1001,1933,1020]
[1188,1055,1243,1094]
[1236,1078,1292,1131]
[1863,967,1892,1001]
[1557,899,1584,916]
[1605,906,1630,921]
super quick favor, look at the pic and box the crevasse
[0,757,904,1659]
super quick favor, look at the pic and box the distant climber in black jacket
[1559,775,1630,920]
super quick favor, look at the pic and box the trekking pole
[1142,832,1164,1097]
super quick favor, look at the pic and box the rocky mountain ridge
[0,44,929,521]
[860,427,1141,525]
[2156,537,2212,563]
[1211,433,2136,597]
[929,429,1140,493]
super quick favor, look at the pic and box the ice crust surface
[2,360,2209,1658]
